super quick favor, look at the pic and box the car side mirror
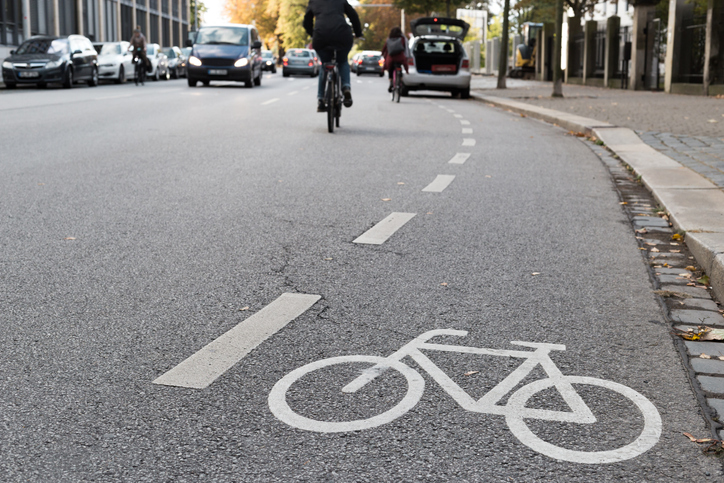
[185,39,193,47]
[252,41,262,50]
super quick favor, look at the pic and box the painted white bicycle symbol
[269,329,662,464]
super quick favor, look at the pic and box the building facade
[1,0,190,58]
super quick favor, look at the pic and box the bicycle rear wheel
[326,74,335,133]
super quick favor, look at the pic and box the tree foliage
[189,0,208,30]
[225,0,279,47]
[357,0,404,52]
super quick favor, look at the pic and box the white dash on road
[357,80,363,84]
[448,153,471,164]
[462,128,473,134]
[353,212,416,245]
[460,120,470,125]
[446,109,455,113]
[262,98,280,105]
[422,175,456,193]
[153,293,321,389]
[454,114,463,118]
[462,138,476,146]
[288,90,299,96]
[302,85,311,90]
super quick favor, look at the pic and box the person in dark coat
[381,27,409,92]
[303,0,363,112]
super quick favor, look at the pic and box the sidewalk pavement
[471,77,724,436]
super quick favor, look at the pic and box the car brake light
[378,59,384,67]
[282,57,288,66]
[308,61,313,67]
[462,59,469,69]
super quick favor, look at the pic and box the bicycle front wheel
[269,355,424,433]
[326,75,335,133]
[505,376,662,464]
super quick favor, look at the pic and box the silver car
[146,43,170,81]
[95,41,134,83]
[403,17,471,98]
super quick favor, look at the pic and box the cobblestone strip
[586,139,724,440]
[637,132,724,190]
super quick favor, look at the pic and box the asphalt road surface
[1,74,721,481]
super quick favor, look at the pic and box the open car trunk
[412,39,463,75]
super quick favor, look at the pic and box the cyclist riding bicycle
[303,0,363,112]
[128,26,148,84]
[381,27,409,92]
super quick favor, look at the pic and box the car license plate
[208,69,227,75]
[432,65,456,73]
[18,71,40,78]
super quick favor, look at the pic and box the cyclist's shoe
[342,87,353,108]
[317,99,326,112]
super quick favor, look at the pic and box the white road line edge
[262,98,280,105]
[462,128,473,134]
[448,153,471,164]
[454,114,463,118]
[422,175,456,193]
[288,91,299,96]
[353,212,416,245]
[152,293,321,389]
[462,138,476,146]
[460,120,470,125]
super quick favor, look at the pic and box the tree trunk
[497,0,510,89]
[552,0,564,96]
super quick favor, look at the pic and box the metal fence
[678,16,707,83]
[616,26,631,88]
[569,32,585,77]
[593,23,606,78]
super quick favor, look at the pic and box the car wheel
[36,81,47,89]
[272,67,276,74]
[5,82,16,89]
[460,87,470,99]
[171,67,178,79]
[254,71,261,86]
[116,66,125,84]
[153,69,159,81]
[400,86,409,97]
[188,77,197,87]
[88,67,99,87]
[282,70,289,77]
[202,80,210,87]
[379,72,384,77]
[62,67,73,89]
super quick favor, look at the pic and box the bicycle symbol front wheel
[505,376,662,464]
[269,355,424,432]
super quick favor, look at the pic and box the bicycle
[321,49,342,133]
[269,329,662,464]
[390,63,403,103]
[133,48,146,86]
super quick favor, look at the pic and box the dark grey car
[2,35,99,89]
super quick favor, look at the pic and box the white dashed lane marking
[460,120,470,125]
[353,212,416,245]
[448,153,471,164]
[288,91,299,96]
[462,128,473,134]
[153,293,321,389]
[454,114,463,118]
[262,98,280,105]
[422,175,456,193]
[462,138,476,146]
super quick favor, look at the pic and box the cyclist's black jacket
[303,0,362,52]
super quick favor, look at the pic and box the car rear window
[99,44,121,56]
[414,41,457,54]
[288,50,310,58]
[364,55,382,61]
[195,27,249,46]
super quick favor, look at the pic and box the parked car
[163,46,186,78]
[146,43,170,81]
[261,51,277,73]
[94,41,134,83]
[355,50,384,76]
[2,34,98,89]
[185,24,264,87]
[403,17,471,98]
[350,53,361,73]
[282,48,319,77]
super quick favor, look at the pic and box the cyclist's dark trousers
[316,47,351,100]
[132,52,148,75]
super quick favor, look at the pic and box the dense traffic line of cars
[3,17,471,97]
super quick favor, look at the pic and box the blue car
[185,24,263,88]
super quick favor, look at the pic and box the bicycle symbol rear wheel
[505,376,662,464]
[269,355,424,432]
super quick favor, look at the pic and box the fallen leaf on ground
[239,306,250,311]
[645,242,657,246]
[685,266,697,272]
[650,247,660,252]
[698,275,710,285]
[639,247,646,250]
[65,237,76,240]
[619,201,628,205]
[653,290,691,298]
[397,182,405,185]
[701,354,712,359]
[672,233,683,241]
[426,212,433,215]
[381,198,391,201]
[670,242,679,246]
[636,229,648,234]
[485,175,492,178]
[673,326,724,341]
[684,432,718,444]
[324,258,333,261]
[670,250,681,253]
[440,282,448,286]
[464,371,480,376]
